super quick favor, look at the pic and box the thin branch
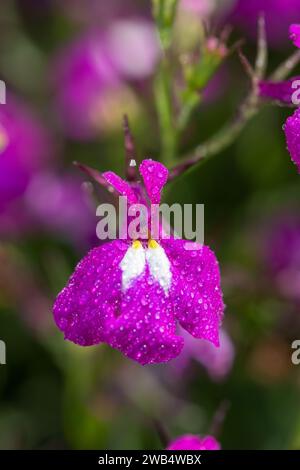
[73,161,119,198]
[152,419,170,448]
[209,400,231,438]
[169,118,252,180]
[169,17,300,182]
[123,114,138,181]
[238,49,255,80]
[270,49,300,81]
[228,38,245,56]
[220,24,233,43]
[201,18,210,38]
[255,13,268,79]
[169,88,259,180]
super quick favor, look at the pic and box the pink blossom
[264,213,300,301]
[229,0,300,48]
[52,22,159,139]
[284,107,300,173]
[179,0,215,17]
[25,172,97,247]
[0,94,51,209]
[59,0,147,28]
[52,31,120,139]
[171,327,234,381]
[290,24,300,48]
[106,20,160,79]
[259,77,300,106]
[53,160,224,365]
[167,434,220,450]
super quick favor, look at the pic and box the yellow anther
[0,127,8,153]
[132,240,142,249]
[148,239,159,249]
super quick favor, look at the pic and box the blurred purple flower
[269,24,300,171]
[180,0,216,17]
[25,172,97,247]
[229,0,300,48]
[106,19,160,79]
[284,107,300,172]
[52,32,120,139]
[59,0,148,28]
[175,0,233,53]
[0,94,97,246]
[202,65,229,104]
[290,24,300,48]
[52,22,160,139]
[259,77,300,105]
[53,159,224,365]
[0,94,53,239]
[0,94,51,209]
[171,327,234,381]
[167,434,220,450]
[265,213,300,301]
[0,202,31,238]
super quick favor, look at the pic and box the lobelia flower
[52,31,122,139]
[52,21,159,139]
[0,94,52,237]
[1,174,96,252]
[0,94,96,245]
[59,0,147,28]
[170,327,234,381]
[53,159,224,365]
[0,94,51,209]
[281,26,300,171]
[259,77,300,106]
[290,24,300,48]
[180,0,234,19]
[264,212,300,302]
[105,19,160,80]
[284,108,300,172]
[175,0,232,54]
[229,0,300,48]
[25,171,97,248]
[179,0,217,17]
[167,434,220,450]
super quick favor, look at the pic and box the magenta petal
[259,78,300,105]
[284,107,300,172]
[173,327,234,381]
[108,268,183,365]
[53,240,183,364]
[162,239,224,346]
[53,240,127,346]
[102,171,138,203]
[167,434,220,450]
[139,159,168,204]
[200,436,221,450]
[290,24,300,48]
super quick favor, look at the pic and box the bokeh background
[1,0,300,450]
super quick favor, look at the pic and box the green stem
[169,93,260,180]
[154,59,177,165]
[177,90,200,132]
[169,37,300,181]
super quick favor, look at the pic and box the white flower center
[120,240,172,295]
[146,240,171,295]
[120,240,146,292]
